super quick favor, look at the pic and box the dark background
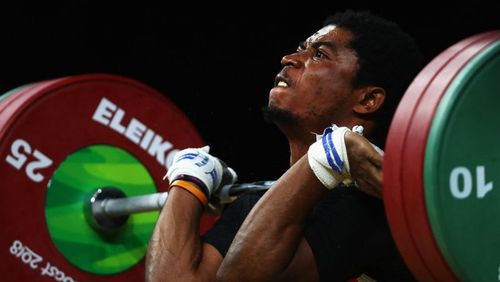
[1,2,498,183]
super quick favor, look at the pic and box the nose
[280,52,303,68]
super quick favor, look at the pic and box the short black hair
[324,10,424,147]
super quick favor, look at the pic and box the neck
[286,133,316,166]
[288,142,309,165]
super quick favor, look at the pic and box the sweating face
[266,25,360,134]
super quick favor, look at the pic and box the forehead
[305,24,352,46]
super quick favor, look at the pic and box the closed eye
[313,48,328,59]
[311,41,337,59]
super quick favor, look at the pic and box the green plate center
[45,145,159,274]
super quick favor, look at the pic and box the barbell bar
[88,180,275,233]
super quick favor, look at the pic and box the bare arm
[146,146,238,282]
[218,131,384,281]
[218,155,323,281]
[145,187,222,282]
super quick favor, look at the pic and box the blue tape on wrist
[321,127,343,173]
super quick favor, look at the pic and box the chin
[269,87,288,105]
[261,105,298,125]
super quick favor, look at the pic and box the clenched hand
[344,131,384,198]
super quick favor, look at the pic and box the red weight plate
[424,35,500,280]
[384,31,499,281]
[0,83,39,118]
[401,31,500,282]
[0,74,208,281]
[384,33,479,282]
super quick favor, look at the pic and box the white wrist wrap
[165,146,223,196]
[307,125,353,189]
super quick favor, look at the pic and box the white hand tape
[307,125,353,189]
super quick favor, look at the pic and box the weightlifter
[146,9,424,281]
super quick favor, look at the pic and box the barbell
[0,30,498,282]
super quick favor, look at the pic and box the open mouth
[274,74,290,88]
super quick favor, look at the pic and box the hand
[207,158,238,214]
[307,124,384,197]
[344,131,383,198]
[165,146,236,198]
[307,125,352,189]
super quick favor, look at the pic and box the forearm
[219,155,325,281]
[145,188,206,282]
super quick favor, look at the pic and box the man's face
[267,25,359,134]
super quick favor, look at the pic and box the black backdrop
[1,2,498,183]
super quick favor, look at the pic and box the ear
[353,86,386,114]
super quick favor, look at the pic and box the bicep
[196,243,224,281]
[278,239,319,282]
